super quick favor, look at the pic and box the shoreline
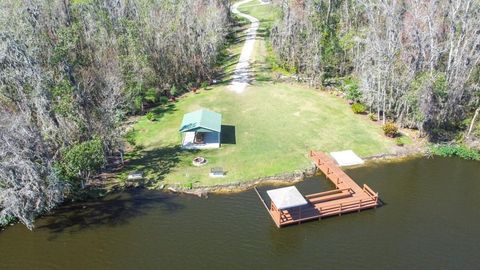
[1,148,427,230]
[162,146,428,197]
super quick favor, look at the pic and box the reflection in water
[38,190,183,237]
[1,157,480,270]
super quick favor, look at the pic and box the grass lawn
[120,1,395,188]
[125,82,394,187]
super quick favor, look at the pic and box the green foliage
[71,0,93,4]
[170,85,178,97]
[144,88,159,104]
[184,182,193,189]
[62,138,106,181]
[133,95,144,112]
[52,23,82,65]
[430,144,480,160]
[342,77,362,102]
[433,73,448,100]
[474,123,480,137]
[125,129,137,146]
[50,80,75,117]
[0,215,17,228]
[406,76,425,124]
[368,113,377,121]
[200,82,209,89]
[395,137,404,146]
[409,71,448,124]
[158,96,169,104]
[345,82,362,102]
[339,30,358,52]
[351,103,366,114]
[320,26,344,79]
[146,112,156,121]
[383,122,399,137]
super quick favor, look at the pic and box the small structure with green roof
[179,109,222,149]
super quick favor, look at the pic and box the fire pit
[192,156,207,166]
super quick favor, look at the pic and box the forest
[271,0,480,139]
[1,0,480,229]
[0,0,230,228]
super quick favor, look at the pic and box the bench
[127,171,143,180]
[308,190,351,204]
[209,167,225,177]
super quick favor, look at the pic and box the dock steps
[263,151,379,227]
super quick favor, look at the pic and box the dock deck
[262,151,379,228]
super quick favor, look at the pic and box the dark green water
[1,157,480,270]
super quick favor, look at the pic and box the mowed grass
[122,1,394,187]
[128,82,394,187]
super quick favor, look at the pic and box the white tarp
[266,186,308,210]
[330,150,364,166]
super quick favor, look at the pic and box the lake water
[1,157,480,269]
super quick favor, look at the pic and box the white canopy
[266,186,308,210]
[330,150,364,166]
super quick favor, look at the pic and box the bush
[146,112,155,121]
[343,77,362,102]
[201,82,209,89]
[351,103,366,114]
[144,88,159,103]
[0,215,17,228]
[158,96,169,104]
[368,113,377,121]
[184,182,193,189]
[383,122,398,137]
[170,85,178,97]
[125,129,136,146]
[395,137,404,146]
[430,144,480,160]
[62,138,106,188]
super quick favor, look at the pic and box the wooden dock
[260,151,379,228]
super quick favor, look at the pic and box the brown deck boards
[266,151,379,227]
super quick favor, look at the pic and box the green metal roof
[179,109,222,133]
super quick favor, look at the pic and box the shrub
[351,103,366,114]
[184,182,193,189]
[383,122,398,137]
[125,129,136,146]
[200,82,209,89]
[430,144,480,160]
[0,215,17,228]
[158,96,169,104]
[343,77,362,102]
[368,113,377,121]
[170,85,178,97]
[346,85,362,103]
[62,138,106,188]
[144,88,159,103]
[146,112,155,121]
[395,137,404,146]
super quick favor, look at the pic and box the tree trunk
[326,0,333,25]
[466,107,480,138]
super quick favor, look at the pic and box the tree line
[271,0,480,139]
[0,0,231,228]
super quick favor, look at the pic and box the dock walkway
[263,151,379,227]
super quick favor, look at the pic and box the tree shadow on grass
[149,103,177,121]
[37,189,183,238]
[124,146,197,183]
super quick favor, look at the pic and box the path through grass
[122,0,394,187]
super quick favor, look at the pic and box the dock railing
[363,184,379,203]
